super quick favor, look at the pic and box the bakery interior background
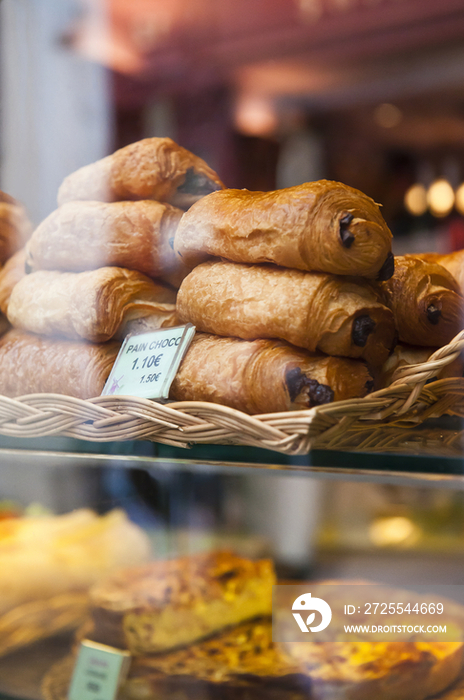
[3,0,464,582]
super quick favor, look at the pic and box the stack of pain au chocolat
[44,550,464,700]
[0,138,223,399]
[0,136,462,410]
[170,183,463,413]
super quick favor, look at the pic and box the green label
[68,640,131,700]
[101,324,195,399]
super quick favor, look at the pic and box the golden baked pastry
[417,250,464,296]
[176,260,396,367]
[288,640,463,700]
[88,550,275,655]
[121,619,310,700]
[170,333,373,413]
[0,248,27,315]
[7,267,178,342]
[25,200,188,282]
[174,180,394,279]
[57,137,224,210]
[379,343,464,388]
[380,255,462,346]
[0,329,119,398]
[0,191,32,265]
[74,618,464,700]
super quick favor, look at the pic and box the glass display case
[2,1,464,699]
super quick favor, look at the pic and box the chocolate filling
[427,304,441,325]
[176,167,221,196]
[365,379,375,393]
[339,213,355,248]
[352,315,376,347]
[285,367,334,406]
[377,251,395,281]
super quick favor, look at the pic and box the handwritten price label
[68,640,131,700]
[101,324,195,400]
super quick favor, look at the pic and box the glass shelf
[0,426,463,487]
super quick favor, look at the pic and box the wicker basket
[1,331,464,457]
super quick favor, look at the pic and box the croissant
[174,180,394,279]
[0,330,119,399]
[0,248,27,315]
[176,260,396,367]
[0,193,32,265]
[380,255,462,346]
[25,200,188,283]
[57,137,224,210]
[7,267,178,342]
[170,333,373,413]
[417,250,464,296]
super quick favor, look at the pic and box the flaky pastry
[7,267,178,342]
[0,329,119,399]
[25,200,188,282]
[177,261,396,367]
[170,333,373,413]
[380,255,462,346]
[174,180,394,279]
[57,137,224,210]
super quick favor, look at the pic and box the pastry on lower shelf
[0,248,27,314]
[25,199,188,282]
[174,180,394,279]
[7,267,178,342]
[0,508,151,616]
[0,329,119,399]
[0,191,32,265]
[88,550,275,655]
[380,255,462,347]
[57,137,224,210]
[177,260,396,367]
[42,619,464,700]
[379,343,464,387]
[170,333,373,413]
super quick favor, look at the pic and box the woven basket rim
[0,330,462,456]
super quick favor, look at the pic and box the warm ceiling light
[427,178,455,217]
[455,183,464,215]
[374,103,403,129]
[404,183,427,216]
[235,96,277,137]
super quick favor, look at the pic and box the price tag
[101,324,196,400]
[68,639,131,700]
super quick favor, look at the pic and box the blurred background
[2,0,464,586]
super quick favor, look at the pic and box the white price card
[68,639,131,700]
[101,324,195,400]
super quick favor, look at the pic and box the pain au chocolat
[0,329,119,399]
[417,249,464,296]
[25,199,188,283]
[7,267,178,342]
[380,255,462,347]
[170,333,373,413]
[174,180,394,279]
[176,260,396,367]
[57,137,224,211]
[87,550,275,655]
